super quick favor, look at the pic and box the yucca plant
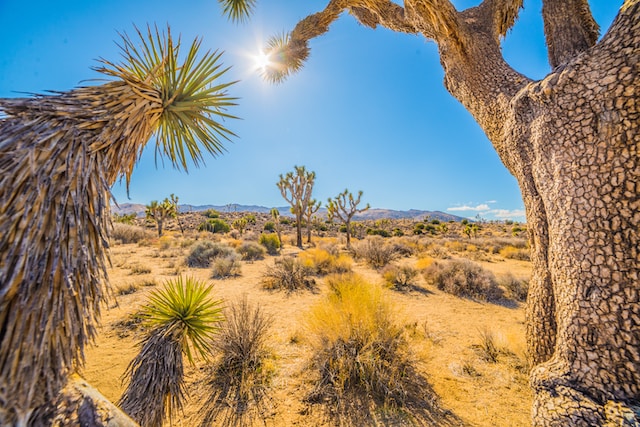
[0,25,236,424]
[118,276,224,427]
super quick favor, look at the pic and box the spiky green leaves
[98,25,238,172]
[218,0,256,23]
[144,276,224,364]
[260,33,309,84]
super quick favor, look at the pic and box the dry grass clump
[196,296,275,426]
[298,248,353,275]
[381,264,419,291]
[111,222,154,244]
[261,257,315,292]
[305,273,451,424]
[423,260,504,302]
[185,241,234,267]
[499,245,531,261]
[211,254,242,279]
[115,283,140,296]
[129,264,151,275]
[351,236,397,268]
[236,241,265,261]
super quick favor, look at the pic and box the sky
[0,1,621,221]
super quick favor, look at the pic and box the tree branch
[541,0,600,68]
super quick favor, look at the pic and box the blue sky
[0,1,620,221]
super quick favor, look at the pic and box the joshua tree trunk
[437,4,639,424]
[264,0,639,424]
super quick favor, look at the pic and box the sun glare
[254,50,271,72]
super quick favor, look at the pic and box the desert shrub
[366,228,391,237]
[186,241,234,268]
[196,296,274,425]
[211,254,242,279]
[500,273,529,302]
[258,233,281,255]
[423,260,504,301]
[392,228,404,237]
[306,274,416,410]
[382,264,419,290]
[113,212,138,224]
[388,240,414,257]
[298,248,353,276]
[499,245,531,261]
[203,209,220,218]
[199,218,230,234]
[111,222,154,244]
[263,221,276,232]
[116,283,140,296]
[129,264,151,275]
[351,236,397,268]
[415,256,434,271]
[261,257,315,292]
[236,241,266,261]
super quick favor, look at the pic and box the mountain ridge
[112,203,468,222]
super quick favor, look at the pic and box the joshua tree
[232,217,248,235]
[327,189,370,249]
[0,26,236,424]
[118,276,223,427]
[270,207,283,247]
[276,165,316,248]
[146,198,177,237]
[233,1,638,424]
[170,193,185,235]
[304,199,322,244]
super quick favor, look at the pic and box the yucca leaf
[143,276,224,363]
[97,24,238,176]
[260,32,309,84]
[218,0,256,23]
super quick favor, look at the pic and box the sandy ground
[83,233,533,426]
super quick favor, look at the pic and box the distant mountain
[111,203,467,222]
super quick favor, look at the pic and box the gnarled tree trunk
[270,0,639,424]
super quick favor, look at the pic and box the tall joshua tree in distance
[230,0,638,424]
[277,165,316,248]
[0,25,237,424]
[327,189,369,249]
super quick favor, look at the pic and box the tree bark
[278,0,639,424]
[433,2,640,424]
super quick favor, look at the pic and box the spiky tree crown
[97,25,238,186]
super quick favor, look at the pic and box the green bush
[259,233,281,255]
[263,221,276,232]
[199,218,230,234]
[113,212,137,224]
[186,241,234,267]
[203,209,220,218]
[366,228,390,237]
[423,259,504,301]
[236,241,266,261]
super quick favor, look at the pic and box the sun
[253,50,271,72]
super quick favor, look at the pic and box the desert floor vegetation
[84,221,533,426]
